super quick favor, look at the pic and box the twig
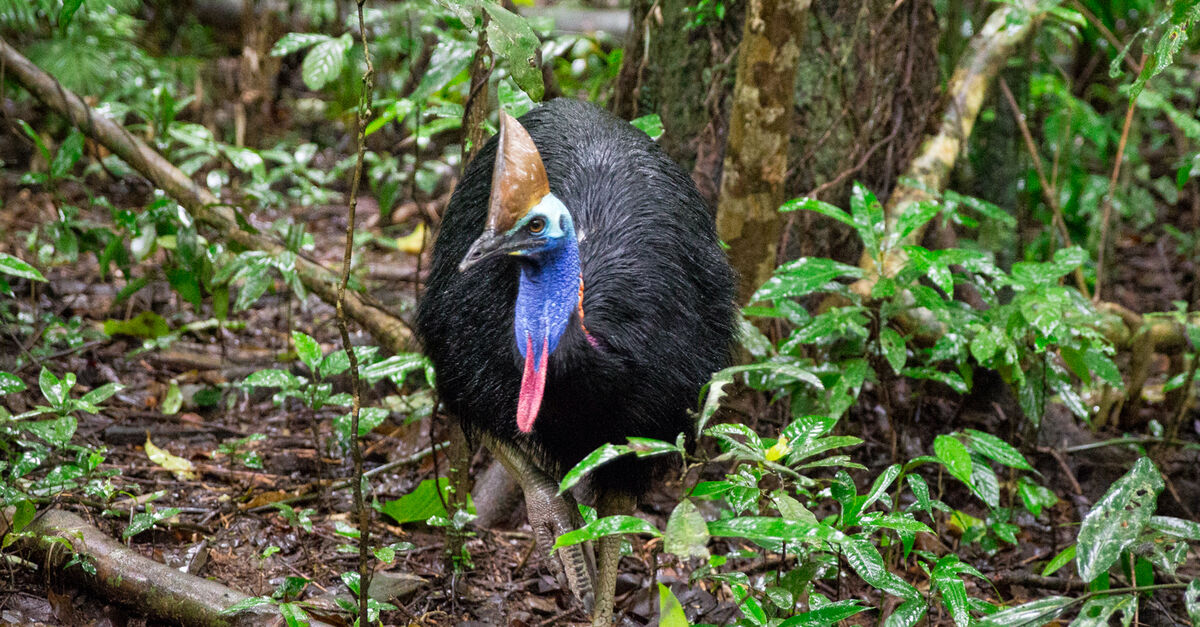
[336,3,376,621]
[1094,62,1142,302]
[998,77,1089,297]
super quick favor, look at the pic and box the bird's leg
[484,436,597,611]
[592,489,636,626]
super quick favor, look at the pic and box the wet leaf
[144,435,196,480]
[1077,457,1163,582]
[664,499,709,559]
[0,252,46,282]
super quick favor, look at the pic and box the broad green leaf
[891,200,940,246]
[379,478,453,524]
[965,429,1032,470]
[882,598,926,627]
[221,596,274,614]
[849,183,884,255]
[977,597,1070,627]
[664,499,709,559]
[123,507,181,539]
[0,252,46,281]
[879,327,906,373]
[861,464,900,512]
[103,311,170,339]
[860,512,933,536]
[9,499,36,535]
[752,258,863,302]
[658,584,689,627]
[278,601,310,627]
[81,382,123,406]
[483,2,544,101]
[1076,457,1164,582]
[1185,579,1199,625]
[497,78,535,118]
[17,120,51,164]
[38,368,69,407]
[553,515,661,548]
[160,382,182,415]
[1017,477,1059,518]
[1069,594,1135,627]
[779,599,868,626]
[292,331,322,373]
[359,353,432,385]
[410,39,475,103]
[933,569,969,627]
[335,406,390,439]
[707,517,841,545]
[1084,347,1122,386]
[49,129,84,180]
[902,367,968,393]
[0,372,27,396]
[58,0,84,32]
[1148,515,1200,540]
[301,33,352,91]
[271,32,331,57]
[242,369,301,389]
[560,443,626,493]
[631,114,664,140]
[841,536,918,599]
[780,197,855,228]
[933,435,972,485]
[22,416,77,447]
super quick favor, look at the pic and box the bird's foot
[523,481,597,612]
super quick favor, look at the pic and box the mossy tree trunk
[715,0,810,305]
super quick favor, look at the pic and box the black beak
[459,229,535,272]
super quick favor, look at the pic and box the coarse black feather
[416,98,736,494]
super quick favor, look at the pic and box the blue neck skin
[514,212,580,365]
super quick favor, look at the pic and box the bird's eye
[528,217,546,234]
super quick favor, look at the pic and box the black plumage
[417,98,736,494]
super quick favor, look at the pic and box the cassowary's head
[458,112,571,272]
[458,111,582,435]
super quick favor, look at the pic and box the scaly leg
[592,489,636,626]
[484,435,597,612]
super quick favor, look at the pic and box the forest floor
[1,163,1198,627]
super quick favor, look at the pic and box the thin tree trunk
[715,0,810,306]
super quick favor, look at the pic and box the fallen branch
[0,508,327,626]
[0,37,411,355]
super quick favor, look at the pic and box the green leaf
[16,120,51,164]
[631,114,664,140]
[560,443,627,493]
[379,478,453,524]
[292,332,322,373]
[965,429,1032,470]
[123,507,181,539]
[879,327,906,374]
[658,584,689,627]
[497,78,535,118]
[49,129,84,180]
[780,197,854,228]
[483,2,544,101]
[977,597,1070,627]
[9,499,36,535]
[221,596,275,614]
[1017,477,1059,518]
[278,601,310,627]
[301,33,352,91]
[81,382,123,406]
[58,0,85,33]
[663,499,709,559]
[902,367,968,393]
[779,600,868,626]
[0,252,46,281]
[849,183,884,255]
[553,515,662,549]
[882,598,926,627]
[242,369,302,390]
[1042,544,1075,577]
[1185,579,1199,625]
[841,537,918,599]
[753,258,864,302]
[1076,457,1164,582]
[271,32,330,57]
[1070,594,1136,627]
[103,311,170,339]
[359,353,432,385]
[38,368,70,407]
[933,435,973,485]
[334,406,390,439]
[707,517,842,545]
[1148,515,1200,540]
[891,200,940,246]
[933,569,970,627]
[165,268,202,309]
[0,372,27,396]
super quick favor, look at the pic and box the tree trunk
[715,0,809,305]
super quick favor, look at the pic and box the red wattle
[517,334,549,433]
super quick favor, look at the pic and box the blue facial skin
[509,194,580,365]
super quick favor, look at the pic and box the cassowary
[417,98,735,623]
